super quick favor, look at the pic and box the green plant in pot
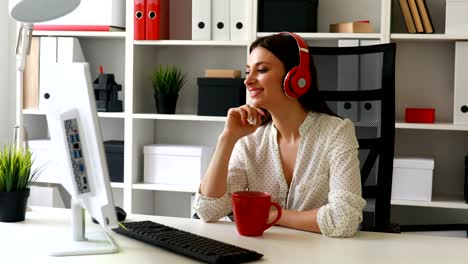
[0,145,41,222]
[151,65,186,114]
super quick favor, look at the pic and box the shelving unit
[17,0,468,226]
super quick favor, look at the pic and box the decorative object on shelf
[329,20,373,33]
[405,108,435,123]
[197,77,246,116]
[151,65,186,114]
[93,66,123,112]
[0,145,41,222]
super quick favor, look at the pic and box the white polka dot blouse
[194,111,366,237]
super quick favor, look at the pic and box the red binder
[134,0,146,40]
[146,0,169,40]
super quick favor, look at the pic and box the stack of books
[398,0,434,33]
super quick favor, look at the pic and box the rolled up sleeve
[317,119,366,237]
[317,190,366,237]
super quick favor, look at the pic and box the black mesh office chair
[311,43,397,232]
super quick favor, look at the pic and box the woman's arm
[199,105,264,198]
[269,208,321,233]
[199,134,237,198]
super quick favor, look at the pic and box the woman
[194,32,366,237]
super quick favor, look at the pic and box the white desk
[2,206,468,263]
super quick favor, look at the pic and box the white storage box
[391,157,435,201]
[143,145,214,187]
[36,0,125,29]
[446,0,468,34]
[28,139,63,184]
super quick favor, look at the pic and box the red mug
[232,191,282,236]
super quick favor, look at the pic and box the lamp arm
[15,23,33,72]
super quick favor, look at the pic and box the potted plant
[151,65,186,114]
[0,145,41,222]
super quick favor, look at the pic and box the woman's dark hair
[249,34,336,117]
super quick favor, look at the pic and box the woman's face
[244,47,287,109]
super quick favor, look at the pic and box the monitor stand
[48,200,119,256]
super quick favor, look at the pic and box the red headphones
[278,32,311,99]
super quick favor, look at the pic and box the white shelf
[133,113,226,122]
[392,194,468,209]
[22,110,125,119]
[111,182,125,189]
[134,40,248,46]
[32,30,126,38]
[132,183,197,193]
[22,109,45,115]
[257,32,382,40]
[395,122,468,131]
[97,112,125,118]
[391,33,468,41]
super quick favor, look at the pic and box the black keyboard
[113,220,263,263]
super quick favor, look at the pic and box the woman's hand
[221,105,265,140]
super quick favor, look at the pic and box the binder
[146,0,169,40]
[398,0,416,33]
[38,37,58,111]
[57,37,86,63]
[134,0,145,40]
[407,0,424,33]
[23,37,40,110]
[337,40,359,122]
[192,0,211,40]
[358,40,382,123]
[415,0,434,33]
[230,0,249,41]
[211,0,230,40]
[454,42,468,124]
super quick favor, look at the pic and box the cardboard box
[330,21,374,33]
[143,145,214,187]
[446,0,468,34]
[205,69,242,78]
[391,157,435,201]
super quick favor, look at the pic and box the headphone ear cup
[283,67,299,98]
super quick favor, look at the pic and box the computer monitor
[43,62,119,256]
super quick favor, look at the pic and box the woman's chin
[249,98,264,108]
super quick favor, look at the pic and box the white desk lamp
[9,0,81,71]
[9,0,80,147]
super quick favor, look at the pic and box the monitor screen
[43,62,119,256]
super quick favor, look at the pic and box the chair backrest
[310,43,396,232]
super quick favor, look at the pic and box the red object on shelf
[405,108,436,123]
[134,0,146,40]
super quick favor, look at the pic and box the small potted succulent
[0,145,41,222]
[151,65,186,114]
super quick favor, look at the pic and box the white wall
[0,2,16,145]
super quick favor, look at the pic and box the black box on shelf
[465,153,468,203]
[104,140,124,183]
[258,0,319,32]
[197,78,246,116]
